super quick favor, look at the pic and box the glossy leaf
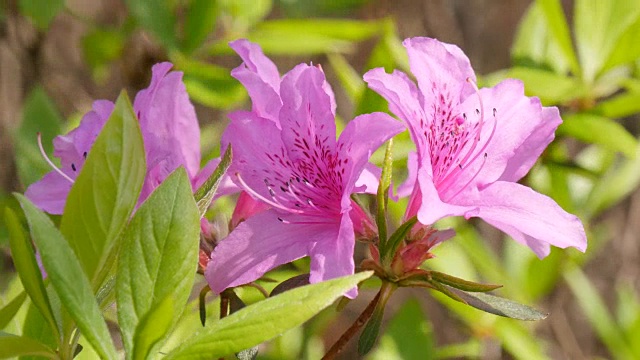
[0,291,27,330]
[60,91,146,287]
[194,145,232,216]
[14,87,62,187]
[450,288,548,321]
[5,207,58,338]
[558,113,637,157]
[16,194,117,360]
[536,0,580,75]
[117,168,200,358]
[164,271,373,360]
[0,331,57,359]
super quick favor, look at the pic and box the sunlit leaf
[117,168,200,358]
[536,0,580,75]
[558,113,637,157]
[0,331,57,359]
[0,291,27,330]
[164,271,373,360]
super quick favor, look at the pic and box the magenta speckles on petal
[364,36,587,258]
[207,41,404,298]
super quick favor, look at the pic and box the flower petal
[472,181,587,258]
[205,211,339,293]
[279,65,337,164]
[134,62,201,180]
[337,112,405,207]
[192,157,240,198]
[354,163,381,195]
[24,171,73,215]
[416,166,476,226]
[396,151,418,199]
[309,213,357,298]
[363,68,427,155]
[53,100,112,176]
[403,37,476,107]
[229,39,282,122]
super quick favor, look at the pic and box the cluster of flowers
[27,37,587,298]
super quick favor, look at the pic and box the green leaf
[449,288,548,321]
[194,145,232,216]
[60,91,146,288]
[14,87,62,187]
[358,303,384,356]
[16,194,117,360]
[5,208,59,338]
[0,331,57,359]
[117,168,200,358]
[602,15,640,71]
[164,271,373,360]
[429,271,502,292]
[564,264,636,359]
[126,0,177,49]
[376,139,393,251]
[132,296,174,360]
[485,67,584,105]
[327,53,364,104]
[574,0,640,81]
[593,90,640,118]
[558,113,637,157]
[255,19,381,42]
[536,0,580,75]
[381,216,417,267]
[18,0,63,29]
[82,28,126,81]
[0,291,27,330]
[182,0,218,54]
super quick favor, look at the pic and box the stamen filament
[235,173,304,214]
[37,132,75,184]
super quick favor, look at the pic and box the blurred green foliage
[3,0,640,359]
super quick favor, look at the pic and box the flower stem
[322,282,396,360]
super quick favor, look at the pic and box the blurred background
[2,0,640,359]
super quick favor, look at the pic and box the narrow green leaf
[21,301,58,360]
[327,53,364,104]
[194,145,232,216]
[16,194,117,360]
[564,264,636,359]
[182,0,218,54]
[429,271,502,292]
[255,19,381,42]
[381,216,417,267]
[485,67,584,105]
[117,168,200,357]
[0,291,27,330]
[602,15,640,71]
[132,296,174,360]
[126,0,177,49]
[14,87,62,187]
[0,331,57,359]
[60,91,146,288]
[558,113,637,157]
[18,0,63,29]
[449,288,548,321]
[593,90,640,118]
[536,0,580,75]
[358,304,384,356]
[376,139,393,252]
[5,208,59,338]
[164,271,373,360]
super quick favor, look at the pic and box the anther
[71,163,77,172]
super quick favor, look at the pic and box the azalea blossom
[364,37,587,257]
[26,62,219,214]
[205,40,404,298]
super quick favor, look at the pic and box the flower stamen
[37,132,75,184]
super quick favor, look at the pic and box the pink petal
[24,172,73,215]
[363,68,427,156]
[396,151,418,199]
[229,39,282,123]
[53,100,112,177]
[416,166,476,226]
[354,163,381,194]
[403,37,476,107]
[230,191,270,229]
[134,62,201,180]
[471,181,587,258]
[205,211,340,293]
[456,79,560,187]
[309,213,357,298]
[192,157,240,198]
[279,65,337,164]
[336,112,405,208]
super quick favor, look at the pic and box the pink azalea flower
[364,37,587,258]
[26,62,218,214]
[205,40,404,298]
